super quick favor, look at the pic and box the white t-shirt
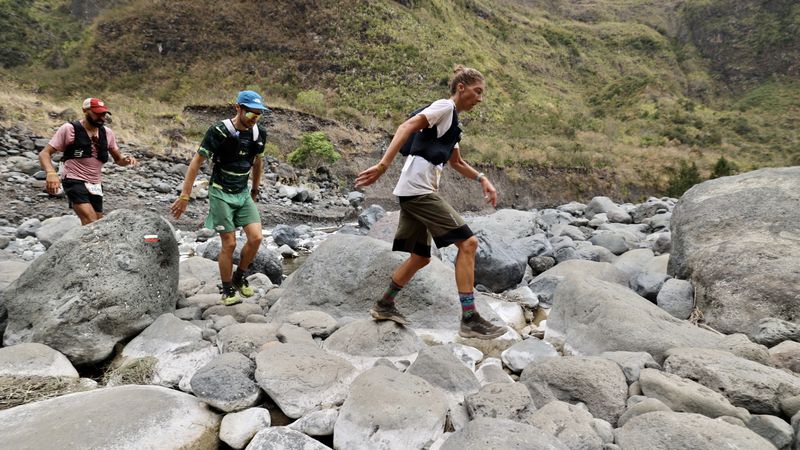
[393,99,459,196]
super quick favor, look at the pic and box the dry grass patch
[102,356,157,387]
[0,375,92,410]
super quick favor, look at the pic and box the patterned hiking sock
[379,279,403,306]
[459,292,476,319]
[221,281,234,293]
[233,267,246,283]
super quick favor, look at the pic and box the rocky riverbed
[2,121,800,449]
[0,124,363,234]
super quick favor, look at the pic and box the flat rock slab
[615,411,775,449]
[334,366,449,450]
[439,417,568,450]
[0,385,220,449]
[255,343,357,419]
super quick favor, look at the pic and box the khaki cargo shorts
[392,192,474,257]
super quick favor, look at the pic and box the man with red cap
[39,97,138,224]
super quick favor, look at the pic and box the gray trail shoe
[369,301,411,326]
[459,313,506,339]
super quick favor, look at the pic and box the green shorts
[205,186,261,233]
[393,192,474,257]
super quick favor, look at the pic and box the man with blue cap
[171,90,270,305]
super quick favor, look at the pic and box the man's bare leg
[454,236,505,339]
[72,203,99,225]
[371,253,431,326]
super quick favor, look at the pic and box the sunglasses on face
[240,106,262,120]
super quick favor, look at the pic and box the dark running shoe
[369,301,411,326]
[459,313,506,339]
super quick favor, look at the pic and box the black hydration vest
[63,121,109,163]
[399,102,461,166]
[210,119,266,193]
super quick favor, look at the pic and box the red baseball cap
[82,98,111,114]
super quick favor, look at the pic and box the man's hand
[170,196,189,219]
[45,173,61,195]
[481,178,497,207]
[118,155,138,166]
[250,188,259,202]
[355,163,387,188]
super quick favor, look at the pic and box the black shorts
[62,178,103,213]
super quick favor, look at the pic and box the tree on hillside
[666,160,702,198]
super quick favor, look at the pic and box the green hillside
[1,0,798,195]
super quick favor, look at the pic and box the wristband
[46,171,57,176]
[179,194,190,201]
[377,162,387,173]
[476,172,485,183]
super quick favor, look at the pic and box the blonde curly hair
[449,65,485,94]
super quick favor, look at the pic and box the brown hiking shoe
[459,313,506,339]
[369,301,411,326]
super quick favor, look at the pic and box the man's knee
[220,233,237,252]
[456,236,478,254]
[247,233,263,247]
[410,254,431,268]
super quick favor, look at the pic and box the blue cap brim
[240,102,270,112]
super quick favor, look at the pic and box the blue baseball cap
[236,90,270,111]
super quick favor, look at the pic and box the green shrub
[665,160,702,198]
[709,156,738,178]
[329,106,366,126]
[296,90,326,115]
[263,142,283,159]
[288,132,340,168]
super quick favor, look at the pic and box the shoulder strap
[222,119,259,141]
[222,119,236,136]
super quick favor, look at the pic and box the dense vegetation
[1,0,798,197]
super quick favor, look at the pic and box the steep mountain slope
[1,0,798,198]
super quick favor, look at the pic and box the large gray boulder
[465,382,537,422]
[0,260,28,293]
[333,366,449,450]
[527,401,614,449]
[668,167,800,334]
[1,210,180,365]
[322,319,424,370]
[471,230,529,292]
[545,276,721,363]
[190,352,262,413]
[0,342,78,378]
[266,234,492,329]
[615,411,775,449]
[664,347,800,415]
[406,344,481,401]
[467,209,542,239]
[179,256,221,297]
[114,313,219,390]
[0,260,29,335]
[245,427,330,450]
[254,343,357,419]
[638,368,749,421]
[439,417,568,450]
[35,215,81,249]
[528,259,628,306]
[520,356,628,426]
[0,385,220,449]
[198,236,282,285]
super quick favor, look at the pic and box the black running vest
[399,102,461,166]
[210,120,266,193]
[63,121,109,163]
